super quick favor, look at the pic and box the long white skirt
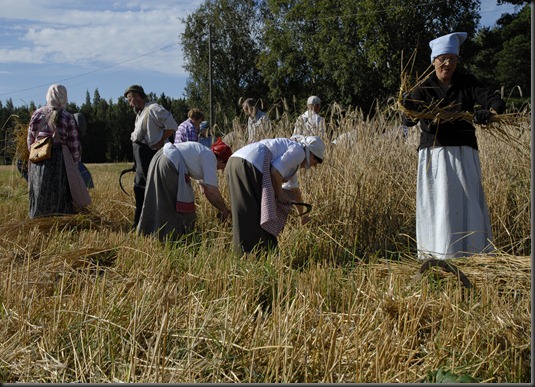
[416,146,494,259]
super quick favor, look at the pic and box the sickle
[419,258,472,289]
[291,202,312,216]
[119,164,136,196]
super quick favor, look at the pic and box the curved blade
[419,258,472,289]
[291,202,312,216]
[119,164,136,196]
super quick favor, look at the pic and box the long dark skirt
[226,157,277,255]
[28,144,75,218]
[137,150,196,242]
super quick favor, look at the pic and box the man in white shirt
[124,84,178,229]
[293,95,326,138]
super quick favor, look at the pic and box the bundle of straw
[14,117,29,161]
[453,254,531,292]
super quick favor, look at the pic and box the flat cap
[124,84,146,98]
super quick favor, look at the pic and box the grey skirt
[137,149,196,242]
[28,144,75,218]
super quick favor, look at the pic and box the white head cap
[293,135,325,169]
[307,96,321,105]
[429,32,467,63]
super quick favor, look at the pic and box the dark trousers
[226,157,278,255]
[132,142,157,228]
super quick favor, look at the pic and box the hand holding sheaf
[402,92,418,111]
[473,109,493,125]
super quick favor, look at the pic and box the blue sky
[0,0,521,109]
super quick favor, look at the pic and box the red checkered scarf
[260,148,295,236]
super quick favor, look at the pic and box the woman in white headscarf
[27,84,90,218]
[137,138,232,242]
[226,136,325,255]
[402,32,506,260]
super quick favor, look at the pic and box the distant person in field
[137,138,232,242]
[402,32,506,260]
[285,95,327,217]
[242,98,272,143]
[198,121,212,148]
[293,95,326,139]
[174,108,205,144]
[27,84,91,218]
[226,136,325,255]
[124,84,178,229]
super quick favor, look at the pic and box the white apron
[416,146,494,259]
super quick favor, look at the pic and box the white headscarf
[46,84,68,109]
[292,135,325,169]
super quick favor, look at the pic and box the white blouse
[230,138,305,182]
[163,142,219,187]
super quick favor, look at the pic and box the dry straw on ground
[0,100,531,383]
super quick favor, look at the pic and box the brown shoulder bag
[29,112,56,163]
[29,137,53,163]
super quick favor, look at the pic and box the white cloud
[0,0,203,76]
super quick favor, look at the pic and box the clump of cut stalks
[0,213,114,240]
[453,254,531,291]
[397,49,530,155]
[14,116,29,162]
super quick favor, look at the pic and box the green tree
[180,0,268,134]
[106,97,135,162]
[469,27,503,90]
[494,3,531,98]
[259,0,480,115]
[469,1,530,101]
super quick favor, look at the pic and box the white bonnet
[304,136,324,161]
[293,135,325,168]
[429,32,467,62]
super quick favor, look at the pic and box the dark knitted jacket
[403,71,506,151]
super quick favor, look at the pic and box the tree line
[0,0,530,164]
[0,90,190,164]
[182,0,529,125]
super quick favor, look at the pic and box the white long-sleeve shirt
[131,102,178,149]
